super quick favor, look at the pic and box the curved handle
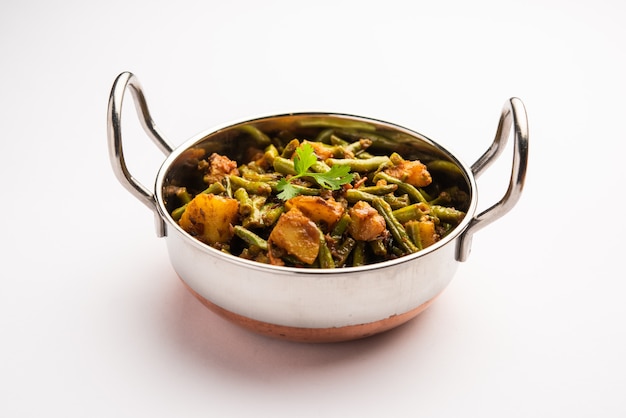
[456,97,529,261]
[107,71,175,237]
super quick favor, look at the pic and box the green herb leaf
[276,179,299,200]
[276,143,354,200]
[308,165,353,190]
[293,143,317,173]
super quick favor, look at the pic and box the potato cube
[285,196,345,228]
[348,200,386,241]
[179,194,239,244]
[269,208,320,264]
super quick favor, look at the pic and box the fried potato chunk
[203,153,240,184]
[285,196,345,228]
[417,219,438,248]
[347,200,386,241]
[269,208,320,265]
[384,159,432,187]
[179,193,239,244]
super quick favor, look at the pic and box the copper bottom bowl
[107,72,528,342]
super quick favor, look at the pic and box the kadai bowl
[107,72,528,343]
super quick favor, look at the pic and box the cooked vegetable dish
[163,118,470,268]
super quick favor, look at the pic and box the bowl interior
[157,113,475,270]
[162,113,470,207]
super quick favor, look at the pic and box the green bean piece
[234,188,265,228]
[355,151,376,159]
[372,171,428,204]
[237,124,272,146]
[389,152,405,166]
[263,144,279,165]
[260,202,284,227]
[356,184,398,195]
[427,191,451,206]
[281,138,300,158]
[326,156,390,173]
[390,245,404,257]
[234,225,268,251]
[309,159,331,174]
[372,197,419,254]
[429,186,469,208]
[171,182,227,221]
[241,169,281,183]
[345,138,373,156]
[392,202,430,224]
[331,213,351,239]
[176,187,192,204]
[171,206,186,222]
[228,174,272,196]
[296,118,377,132]
[317,229,335,268]
[404,221,423,251]
[334,129,399,151]
[234,187,253,215]
[329,133,348,146]
[352,241,367,266]
[426,160,465,178]
[345,188,378,204]
[383,193,410,210]
[345,188,407,209]
[430,205,466,224]
[272,156,297,175]
[369,239,387,257]
[315,128,335,144]
[418,188,434,202]
[248,195,268,227]
[439,222,455,237]
[333,237,356,267]
[223,176,233,198]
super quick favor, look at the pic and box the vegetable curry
[163,118,470,268]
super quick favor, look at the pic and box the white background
[2,1,625,417]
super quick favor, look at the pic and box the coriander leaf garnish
[276,143,354,200]
[276,178,299,200]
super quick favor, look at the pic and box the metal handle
[107,71,175,237]
[456,97,529,261]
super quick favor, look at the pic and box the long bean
[372,171,428,204]
[234,188,265,228]
[331,214,351,239]
[392,203,430,224]
[326,156,390,173]
[234,225,268,251]
[237,124,271,146]
[345,188,408,210]
[369,239,387,257]
[317,229,335,268]
[372,197,418,254]
[404,221,423,251]
[228,174,272,196]
[333,237,356,267]
[260,202,284,227]
[356,184,398,195]
[296,118,377,132]
[430,205,466,224]
[352,241,367,266]
[273,156,297,175]
[427,160,465,178]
